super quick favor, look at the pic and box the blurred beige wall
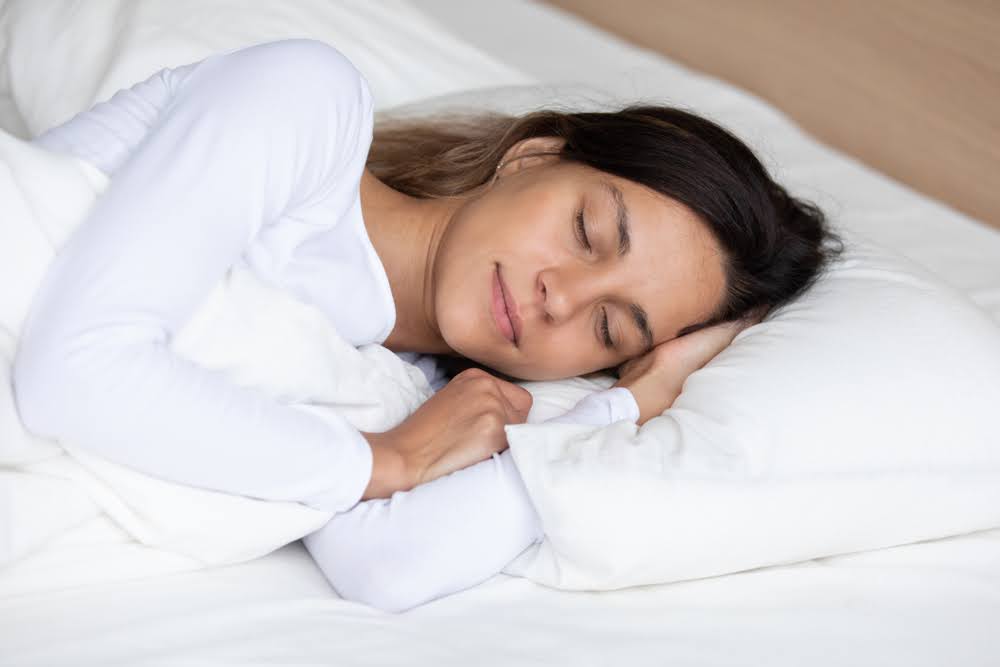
[545,0,1000,230]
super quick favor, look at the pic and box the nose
[538,264,618,324]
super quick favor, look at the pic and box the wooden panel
[545,0,1000,230]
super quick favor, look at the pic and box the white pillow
[502,233,1000,589]
[0,0,530,138]
[380,86,1000,590]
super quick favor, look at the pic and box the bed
[2,1,999,665]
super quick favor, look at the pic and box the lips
[492,264,522,345]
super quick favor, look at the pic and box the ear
[496,136,566,177]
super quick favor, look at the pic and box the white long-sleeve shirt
[16,38,640,612]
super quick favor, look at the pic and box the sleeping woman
[12,39,842,612]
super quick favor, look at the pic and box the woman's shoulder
[177,39,372,110]
[163,39,375,183]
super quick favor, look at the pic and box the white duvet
[0,131,438,595]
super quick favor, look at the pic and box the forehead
[591,171,728,341]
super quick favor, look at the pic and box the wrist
[612,374,682,425]
[360,431,410,500]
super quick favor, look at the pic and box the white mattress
[2,1,999,665]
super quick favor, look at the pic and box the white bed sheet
[3,530,998,665]
[2,1,999,665]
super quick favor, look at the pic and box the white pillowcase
[0,0,531,138]
[381,86,1000,590]
[502,233,1000,589]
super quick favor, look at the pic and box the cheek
[435,270,483,347]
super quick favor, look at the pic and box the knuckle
[458,368,494,386]
[483,394,507,414]
[475,411,505,432]
[454,367,485,380]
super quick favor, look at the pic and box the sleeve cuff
[291,404,374,514]
[605,386,640,423]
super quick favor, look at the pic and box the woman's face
[432,139,728,381]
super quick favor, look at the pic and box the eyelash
[576,207,615,349]
[600,307,614,349]
[575,207,592,252]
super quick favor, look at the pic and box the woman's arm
[302,385,640,613]
[12,40,385,513]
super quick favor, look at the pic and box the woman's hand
[613,307,769,425]
[359,368,532,500]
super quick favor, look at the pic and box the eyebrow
[601,179,655,354]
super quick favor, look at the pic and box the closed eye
[575,207,592,252]
[576,206,618,349]
[600,307,615,349]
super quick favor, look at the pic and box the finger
[748,307,769,325]
[492,379,533,421]
[708,319,751,339]
[737,305,769,326]
[473,377,520,426]
[497,390,528,425]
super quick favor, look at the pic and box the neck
[359,169,460,354]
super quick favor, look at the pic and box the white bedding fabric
[0,0,532,139]
[2,0,999,665]
[0,131,438,596]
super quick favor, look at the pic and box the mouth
[492,263,521,346]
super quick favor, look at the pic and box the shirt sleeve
[302,385,640,613]
[31,61,183,178]
[12,39,379,514]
